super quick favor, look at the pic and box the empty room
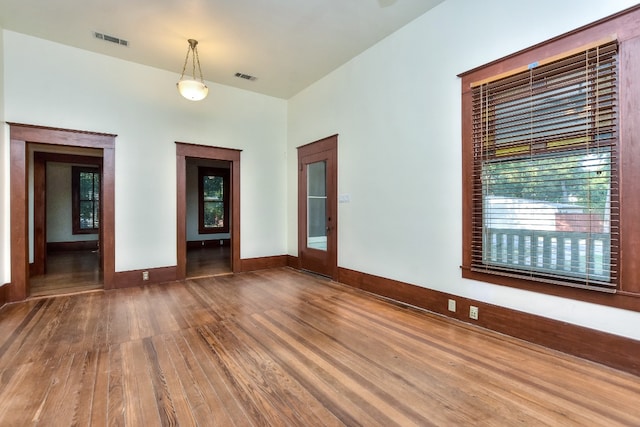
[1,0,640,425]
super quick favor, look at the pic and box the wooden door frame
[297,134,338,279]
[175,142,241,279]
[8,123,116,301]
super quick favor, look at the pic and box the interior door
[298,135,337,278]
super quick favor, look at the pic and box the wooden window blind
[470,40,619,292]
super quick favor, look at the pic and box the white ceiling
[0,0,445,99]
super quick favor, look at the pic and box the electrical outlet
[448,299,456,312]
[142,271,149,281]
[469,306,479,320]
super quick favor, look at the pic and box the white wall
[287,0,640,340]
[3,30,288,272]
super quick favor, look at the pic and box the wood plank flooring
[1,268,639,426]
[29,250,102,297]
[186,246,231,278]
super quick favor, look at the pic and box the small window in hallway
[198,167,230,234]
[72,166,100,234]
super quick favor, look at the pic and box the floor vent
[94,32,129,47]
[235,72,257,81]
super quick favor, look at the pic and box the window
[469,40,618,292]
[459,6,640,310]
[198,167,230,234]
[72,166,100,234]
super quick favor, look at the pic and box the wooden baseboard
[287,255,301,269]
[111,253,286,289]
[240,255,288,272]
[333,266,640,377]
[47,241,99,252]
[112,266,177,290]
[186,239,231,249]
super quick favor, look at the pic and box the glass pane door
[307,161,327,251]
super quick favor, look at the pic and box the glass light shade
[177,79,209,101]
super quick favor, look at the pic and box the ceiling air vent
[235,72,257,81]
[94,32,129,47]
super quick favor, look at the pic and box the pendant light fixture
[177,39,209,101]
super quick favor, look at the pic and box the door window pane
[307,161,327,251]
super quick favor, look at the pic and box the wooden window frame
[72,166,101,235]
[198,167,230,234]
[459,5,640,312]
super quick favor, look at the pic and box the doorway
[176,143,241,279]
[8,123,116,302]
[297,135,338,279]
[30,150,104,297]
[185,158,232,277]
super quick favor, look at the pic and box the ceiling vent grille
[235,72,257,81]
[94,32,129,47]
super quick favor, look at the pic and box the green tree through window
[484,151,611,210]
[203,175,224,228]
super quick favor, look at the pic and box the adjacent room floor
[186,245,231,278]
[28,245,231,298]
[29,250,102,297]
[1,268,638,426]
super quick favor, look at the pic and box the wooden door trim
[33,153,46,276]
[297,135,338,279]
[8,123,116,301]
[9,138,28,301]
[297,134,339,155]
[175,142,241,278]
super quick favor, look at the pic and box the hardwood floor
[1,268,639,426]
[187,246,232,278]
[29,250,102,297]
